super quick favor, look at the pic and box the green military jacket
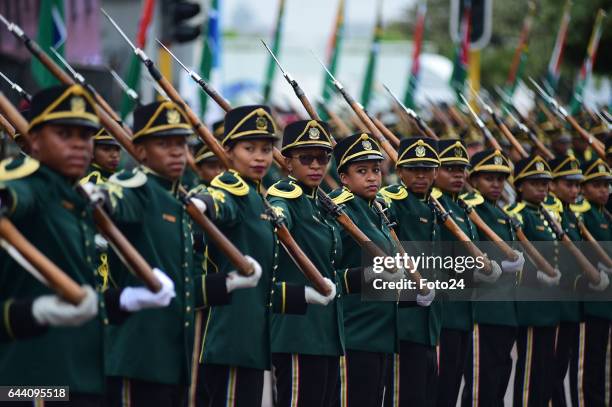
[505,200,561,326]
[380,184,442,346]
[329,186,398,354]
[268,177,345,356]
[460,191,518,327]
[197,170,279,370]
[104,167,196,386]
[573,198,612,320]
[0,158,105,394]
[434,189,478,331]
[81,163,114,185]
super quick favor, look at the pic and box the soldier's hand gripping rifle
[262,200,332,296]
[459,94,503,151]
[383,84,438,140]
[312,51,399,162]
[576,220,612,269]
[457,199,519,262]
[428,197,494,275]
[470,88,528,158]
[540,206,602,285]
[529,77,606,159]
[507,214,558,278]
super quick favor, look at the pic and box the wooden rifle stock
[0,113,16,138]
[512,224,557,277]
[0,217,86,305]
[577,220,612,269]
[491,114,529,158]
[565,115,606,159]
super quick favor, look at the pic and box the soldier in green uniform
[194,105,311,407]
[459,149,525,406]
[570,157,612,406]
[267,119,341,407]
[433,139,502,407]
[329,132,402,407]
[81,128,121,185]
[0,84,168,406]
[103,100,252,407]
[504,155,562,406]
[380,137,440,407]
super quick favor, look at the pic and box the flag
[545,0,572,95]
[318,0,346,119]
[199,0,222,118]
[450,0,470,102]
[569,9,605,115]
[119,0,155,119]
[504,2,535,97]
[32,0,66,87]
[403,0,427,108]
[262,0,286,103]
[359,0,384,109]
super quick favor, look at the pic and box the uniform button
[183,263,188,268]
[185,321,190,327]
[271,290,275,295]
[186,292,190,297]
[185,277,190,283]
[86,256,92,262]
[100,301,105,308]
[186,306,191,312]
[85,241,90,247]
[104,318,109,325]
[272,277,276,282]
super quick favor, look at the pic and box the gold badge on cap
[362,140,373,150]
[598,164,607,173]
[256,116,268,131]
[70,96,86,114]
[535,162,545,171]
[494,155,503,165]
[570,160,578,170]
[166,109,180,125]
[454,147,463,158]
[308,127,320,140]
[415,145,426,158]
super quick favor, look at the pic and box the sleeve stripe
[202,276,208,308]
[343,269,350,294]
[3,299,15,340]
[281,282,286,314]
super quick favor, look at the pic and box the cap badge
[362,140,373,150]
[570,160,578,170]
[598,164,607,173]
[308,127,320,140]
[454,147,463,158]
[535,162,545,171]
[70,96,86,114]
[494,155,503,165]
[415,145,426,157]
[166,109,180,125]
[256,116,268,131]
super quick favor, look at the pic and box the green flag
[262,0,286,103]
[359,0,383,110]
[318,0,346,119]
[199,0,221,117]
[32,0,65,87]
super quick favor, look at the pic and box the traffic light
[450,0,492,50]
[161,1,202,43]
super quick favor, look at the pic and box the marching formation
[0,9,611,407]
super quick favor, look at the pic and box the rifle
[312,51,398,162]
[315,99,352,137]
[529,77,606,159]
[470,87,528,158]
[459,94,502,151]
[383,84,438,140]
[0,113,16,139]
[109,68,141,105]
[577,220,612,269]
[508,218,558,277]
[540,206,601,285]
[501,103,554,160]
[0,71,32,102]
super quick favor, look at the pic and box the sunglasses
[293,153,332,166]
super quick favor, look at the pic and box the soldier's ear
[339,171,349,186]
[27,128,41,157]
[284,156,293,173]
[134,142,147,164]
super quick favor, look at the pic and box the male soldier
[460,149,524,406]
[570,157,612,406]
[380,137,441,406]
[505,155,562,406]
[104,101,261,407]
[0,84,170,406]
[81,128,121,184]
[433,139,502,407]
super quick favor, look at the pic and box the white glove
[32,285,98,327]
[416,288,435,307]
[589,270,610,292]
[119,268,176,312]
[597,262,612,275]
[80,182,107,205]
[502,250,525,274]
[94,234,108,251]
[225,255,262,292]
[190,197,207,214]
[474,260,502,283]
[305,278,337,306]
[537,268,561,286]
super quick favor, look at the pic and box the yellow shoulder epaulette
[80,171,102,186]
[504,202,526,224]
[0,156,40,181]
[570,199,591,214]
[331,188,354,205]
[431,187,443,199]
[459,191,484,206]
[210,170,249,196]
[267,180,303,199]
[542,194,563,214]
[379,184,408,200]
[108,167,147,188]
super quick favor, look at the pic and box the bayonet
[0,71,32,102]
